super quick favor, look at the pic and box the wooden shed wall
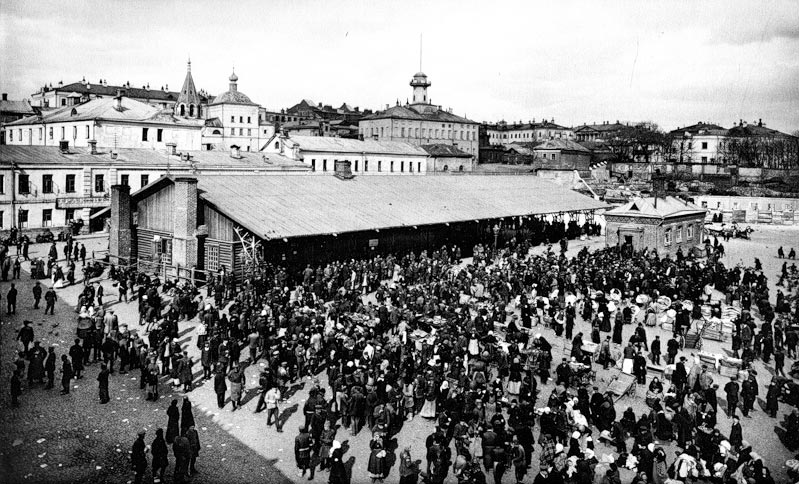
[137,184,174,232]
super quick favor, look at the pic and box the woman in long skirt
[367,436,386,482]
[420,378,437,419]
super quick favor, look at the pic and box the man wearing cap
[131,430,148,484]
[295,426,312,478]
[724,376,740,418]
[673,357,688,395]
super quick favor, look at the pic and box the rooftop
[33,80,207,103]
[0,98,34,115]
[533,139,592,153]
[286,135,428,156]
[5,97,205,127]
[137,174,605,240]
[420,144,472,157]
[362,104,477,125]
[0,145,308,171]
[606,196,705,219]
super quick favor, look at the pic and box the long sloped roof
[6,97,203,127]
[362,104,476,124]
[190,174,605,239]
[288,135,428,156]
[606,196,705,219]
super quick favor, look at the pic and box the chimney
[230,145,241,158]
[114,90,123,111]
[758,118,762,127]
[109,184,133,265]
[172,177,199,279]
[88,140,98,154]
[372,133,379,141]
[166,142,177,156]
[334,160,355,180]
[59,140,69,153]
[1,93,6,101]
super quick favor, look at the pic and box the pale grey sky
[2,0,798,132]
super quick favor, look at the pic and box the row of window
[8,125,166,144]
[701,200,796,211]
[13,173,149,195]
[230,116,252,124]
[369,126,475,141]
[309,159,422,173]
[229,128,253,136]
[492,131,573,139]
[1,207,78,229]
[663,224,694,246]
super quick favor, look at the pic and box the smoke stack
[59,140,69,153]
[334,160,355,180]
[1,93,6,101]
[166,142,177,156]
[114,90,123,111]
[230,145,241,159]
[88,140,98,154]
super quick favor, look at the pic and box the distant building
[604,196,705,256]
[204,70,274,152]
[286,99,370,122]
[29,75,207,111]
[668,119,798,169]
[359,71,479,157]
[0,93,35,145]
[532,139,592,174]
[421,144,475,173]
[483,120,574,145]
[574,121,628,142]
[262,134,429,175]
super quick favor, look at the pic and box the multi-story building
[358,71,479,158]
[483,120,575,145]
[3,95,204,151]
[0,144,307,235]
[667,120,799,169]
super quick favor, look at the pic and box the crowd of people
[5,227,799,484]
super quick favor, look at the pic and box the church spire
[175,59,200,118]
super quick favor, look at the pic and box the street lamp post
[493,223,500,251]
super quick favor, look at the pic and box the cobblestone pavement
[0,236,290,484]
[2,228,799,484]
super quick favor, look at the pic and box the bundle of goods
[698,351,722,371]
[655,296,672,313]
[702,318,726,341]
[660,308,677,331]
[719,357,742,378]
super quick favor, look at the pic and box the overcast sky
[2,0,798,133]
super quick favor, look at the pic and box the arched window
[442,165,448,172]
[180,104,185,116]
[212,130,221,135]
[197,106,202,117]
[458,165,464,172]
[274,141,280,150]
[189,104,194,117]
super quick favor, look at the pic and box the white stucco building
[262,134,429,175]
[3,95,204,151]
[484,120,575,145]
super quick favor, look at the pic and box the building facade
[3,96,204,151]
[359,72,479,157]
[604,196,706,256]
[483,120,575,145]
[204,70,274,152]
[262,134,429,175]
